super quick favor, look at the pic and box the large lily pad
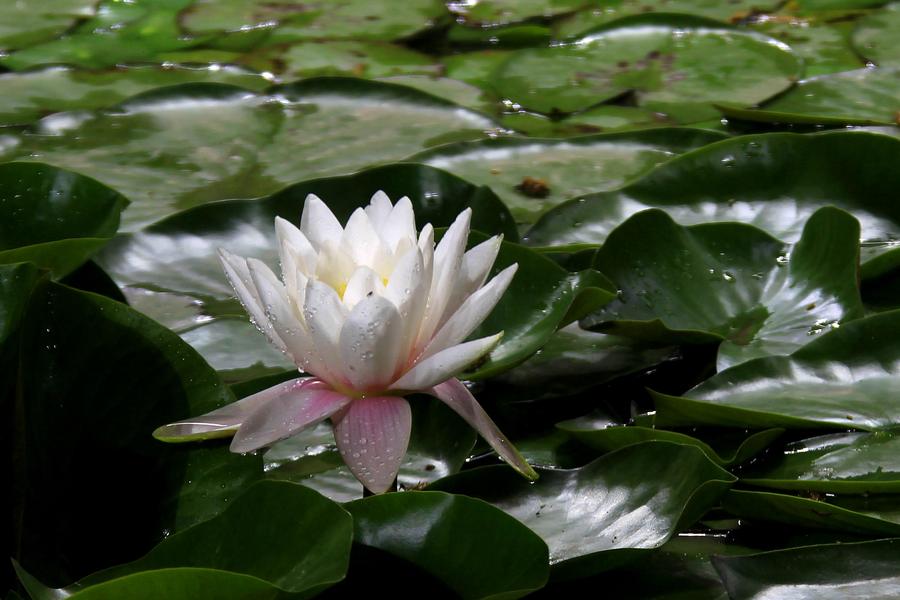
[449,0,586,27]
[12,280,261,585]
[264,397,477,502]
[750,19,864,77]
[494,17,802,119]
[852,3,900,66]
[713,538,900,600]
[2,79,496,231]
[524,130,900,277]
[412,128,727,224]
[0,163,128,277]
[741,431,900,493]
[654,310,900,430]
[584,207,863,369]
[346,491,549,599]
[16,481,352,599]
[0,0,95,51]
[0,65,272,126]
[720,68,900,126]
[96,163,520,381]
[430,441,735,579]
[182,0,447,40]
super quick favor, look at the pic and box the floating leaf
[430,441,735,579]
[852,3,900,66]
[346,491,549,599]
[584,207,863,369]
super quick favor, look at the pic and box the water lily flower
[154,191,537,493]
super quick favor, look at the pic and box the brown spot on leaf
[515,176,551,198]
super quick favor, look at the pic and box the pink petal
[230,381,351,453]
[391,333,502,391]
[427,378,538,480]
[332,396,412,494]
[153,377,314,442]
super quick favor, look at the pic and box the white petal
[231,382,351,453]
[153,377,313,442]
[383,196,416,252]
[275,216,317,275]
[422,264,517,360]
[315,240,356,293]
[391,333,501,391]
[247,258,327,377]
[365,190,393,230]
[304,280,350,387]
[342,208,390,274]
[339,295,403,391]
[416,209,471,349]
[441,235,503,327]
[341,265,381,310]
[218,249,287,355]
[300,193,343,250]
[427,378,537,480]
[384,247,429,364]
[333,395,412,494]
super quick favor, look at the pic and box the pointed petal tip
[152,421,238,443]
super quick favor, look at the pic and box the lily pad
[11,280,261,585]
[0,0,95,51]
[722,490,900,537]
[412,128,727,224]
[524,130,900,277]
[494,17,802,118]
[852,2,900,66]
[96,163,518,380]
[430,441,736,579]
[3,79,497,231]
[557,413,783,466]
[713,538,900,600]
[741,431,900,493]
[449,0,586,27]
[0,0,203,70]
[750,19,863,77]
[501,105,677,137]
[0,162,128,277]
[0,65,272,126]
[442,49,515,90]
[376,75,497,114]
[16,481,352,599]
[653,310,900,430]
[241,40,439,79]
[346,491,549,599]
[720,68,900,126]
[182,0,447,41]
[264,397,477,502]
[584,207,863,369]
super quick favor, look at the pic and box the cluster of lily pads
[4,0,900,598]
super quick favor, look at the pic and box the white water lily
[155,191,537,493]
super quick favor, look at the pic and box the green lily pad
[0,0,203,70]
[750,19,863,77]
[495,324,676,397]
[554,1,779,37]
[713,538,900,600]
[446,23,554,48]
[584,207,863,369]
[442,49,515,90]
[96,163,518,380]
[241,40,438,79]
[430,441,735,579]
[264,397,477,502]
[376,75,497,114]
[720,68,900,126]
[852,2,900,66]
[3,79,497,231]
[722,490,900,537]
[182,0,447,40]
[346,491,549,599]
[0,0,95,51]
[0,65,272,126]
[0,162,128,277]
[741,431,900,493]
[654,310,900,430]
[412,128,727,225]
[11,280,262,585]
[16,481,352,599]
[558,413,783,466]
[501,105,677,137]
[494,17,802,118]
[449,0,585,26]
[524,130,900,277]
